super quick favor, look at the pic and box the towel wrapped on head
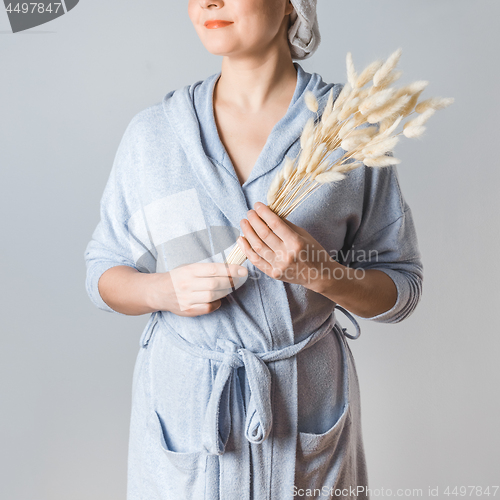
[288,0,321,60]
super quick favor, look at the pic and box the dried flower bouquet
[226,48,453,266]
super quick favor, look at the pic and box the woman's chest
[213,107,287,186]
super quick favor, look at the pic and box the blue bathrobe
[84,63,423,500]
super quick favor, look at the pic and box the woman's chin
[197,35,248,57]
[201,43,238,57]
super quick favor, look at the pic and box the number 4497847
[6,3,63,14]
[444,486,499,497]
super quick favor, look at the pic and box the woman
[84,0,423,498]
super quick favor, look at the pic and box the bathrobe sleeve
[342,163,424,324]
[84,113,156,314]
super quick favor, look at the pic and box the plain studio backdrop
[1,1,499,498]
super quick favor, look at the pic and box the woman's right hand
[149,262,248,317]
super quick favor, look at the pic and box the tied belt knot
[147,305,360,456]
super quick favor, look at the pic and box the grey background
[1,1,498,498]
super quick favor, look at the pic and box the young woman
[84,0,423,498]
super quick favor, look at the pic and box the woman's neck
[215,48,298,114]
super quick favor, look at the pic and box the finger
[240,218,274,263]
[246,208,283,252]
[183,275,247,292]
[237,235,274,275]
[253,201,300,244]
[187,300,222,315]
[187,262,248,279]
[174,288,232,307]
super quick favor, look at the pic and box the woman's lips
[204,20,233,29]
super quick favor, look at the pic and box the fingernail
[238,268,247,276]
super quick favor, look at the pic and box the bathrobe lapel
[161,84,250,231]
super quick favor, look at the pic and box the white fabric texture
[288,0,321,60]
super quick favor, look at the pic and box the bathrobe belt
[149,305,360,456]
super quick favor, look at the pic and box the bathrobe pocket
[297,400,350,455]
[295,324,352,487]
[139,407,209,500]
[152,409,208,471]
[146,408,208,499]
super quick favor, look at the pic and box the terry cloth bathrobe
[84,63,423,500]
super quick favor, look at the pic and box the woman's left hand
[237,201,336,292]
